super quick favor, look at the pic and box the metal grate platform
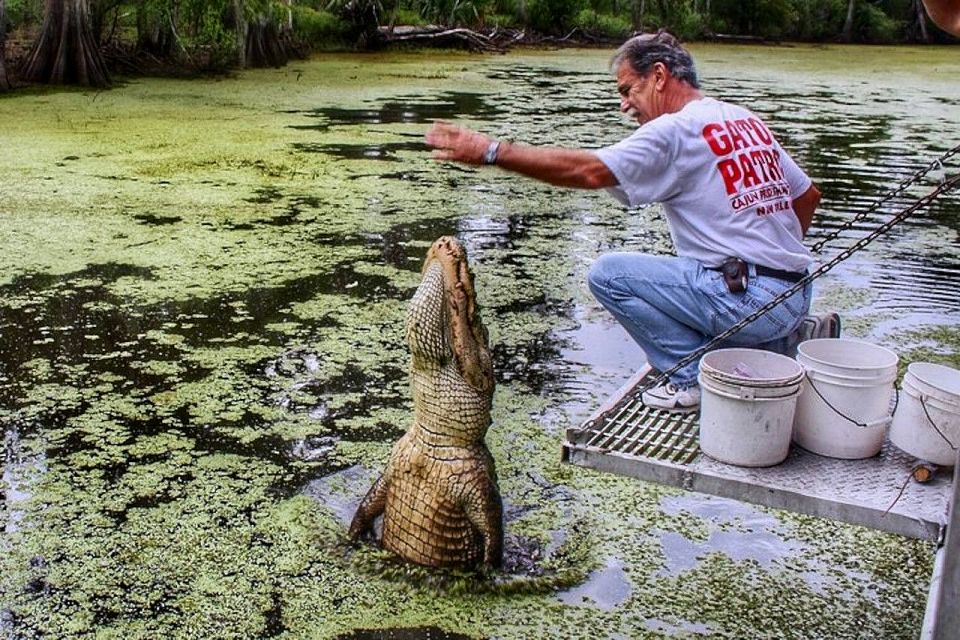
[562,369,954,541]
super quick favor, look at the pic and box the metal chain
[810,143,960,253]
[627,170,960,402]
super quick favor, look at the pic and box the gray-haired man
[426,31,838,412]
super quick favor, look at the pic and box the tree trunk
[915,0,930,42]
[245,15,288,67]
[136,0,174,58]
[0,0,11,91]
[21,0,111,87]
[841,0,855,42]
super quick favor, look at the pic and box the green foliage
[525,0,583,34]
[406,0,486,26]
[572,9,631,38]
[853,1,902,42]
[292,4,350,44]
[1,0,953,63]
[6,0,40,28]
[710,0,796,37]
[670,2,708,40]
[486,12,519,27]
[392,7,429,25]
[792,0,847,40]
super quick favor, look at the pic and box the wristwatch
[483,140,501,165]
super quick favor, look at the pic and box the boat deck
[562,368,954,542]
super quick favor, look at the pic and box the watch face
[484,141,500,164]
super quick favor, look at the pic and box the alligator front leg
[462,474,504,568]
[349,474,388,541]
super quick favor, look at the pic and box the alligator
[349,236,502,569]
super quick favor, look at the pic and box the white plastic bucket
[889,362,960,466]
[698,348,804,467]
[793,339,898,459]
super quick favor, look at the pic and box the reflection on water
[289,91,505,130]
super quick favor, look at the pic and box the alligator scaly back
[349,236,502,569]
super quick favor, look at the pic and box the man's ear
[653,62,669,89]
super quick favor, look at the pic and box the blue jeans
[587,254,812,388]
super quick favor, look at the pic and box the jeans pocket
[709,278,806,341]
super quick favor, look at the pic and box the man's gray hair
[612,30,700,89]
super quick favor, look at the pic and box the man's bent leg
[587,254,710,388]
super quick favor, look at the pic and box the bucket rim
[700,347,804,385]
[698,373,802,400]
[905,362,960,399]
[796,338,899,371]
[803,366,898,387]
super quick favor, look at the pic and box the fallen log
[378,26,504,52]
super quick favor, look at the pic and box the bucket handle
[920,394,958,450]
[804,371,898,429]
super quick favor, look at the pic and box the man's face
[616,62,656,125]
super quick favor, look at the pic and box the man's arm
[425,121,618,189]
[792,184,821,236]
[922,0,960,36]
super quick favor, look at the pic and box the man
[425,31,837,412]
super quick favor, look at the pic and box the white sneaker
[642,382,701,412]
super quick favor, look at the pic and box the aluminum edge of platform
[921,449,960,640]
[561,437,944,541]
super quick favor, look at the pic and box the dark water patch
[289,92,504,130]
[132,213,183,226]
[262,356,408,442]
[862,256,960,315]
[492,331,565,394]
[0,264,183,397]
[363,216,460,271]
[262,591,285,638]
[349,169,432,183]
[335,628,482,640]
[455,209,574,254]
[289,194,325,211]
[556,556,631,610]
[486,64,608,86]
[291,141,425,161]
[244,186,285,205]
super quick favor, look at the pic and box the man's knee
[587,254,614,292]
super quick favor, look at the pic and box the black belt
[754,265,806,282]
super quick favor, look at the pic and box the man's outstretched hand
[425,121,494,165]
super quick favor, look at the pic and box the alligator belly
[381,475,483,568]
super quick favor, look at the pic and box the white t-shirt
[594,97,815,273]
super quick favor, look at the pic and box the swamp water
[1,44,959,639]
